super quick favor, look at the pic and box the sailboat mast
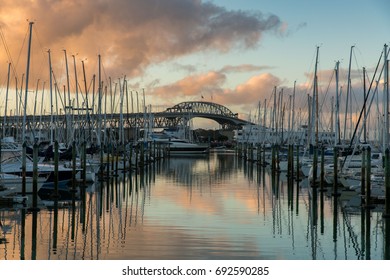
[343,46,354,141]
[335,61,340,145]
[48,49,54,143]
[22,21,34,143]
[97,54,102,147]
[3,62,11,138]
[363,67,367,143]
[384,44,389,152]
[64,49,72,144]
[311,46,319,147]
[291,80,296,140]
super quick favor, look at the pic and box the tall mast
[343,46,354,141]
[363,67,367,143]
[22,21,34,143]
[48,49,54,143]
[384,44,389,152]
[335,61,340,145]
[64,49,72,144]
[291,80,296,138]
[97,54,102,147]
[3,62,11,138]
[311,46,319,147]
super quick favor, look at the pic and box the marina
[0,12,389,263]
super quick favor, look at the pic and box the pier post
[31,143,39,211]
[365,146,372,208]
[82,141,87,186]
[54,140,59,198]
[110,143,115,175]
[384,148,390,217]
[140,142,145,168]
[129,143,133,172]
[123,145,127,172]
[115,148,119,177]
[22,142,27,196]
[312,146,318,188]
[99,141,104,179]
[71,140,77,191]
[296,145,300,182]
[106,144,110,181]
[361,147,366,198]
[135,144,139,169]
[291,144,294,179]
[287,144,292,179]
[332,146,340,196]
[262,144,266,166]
[271,144,276,172]
[320,146,326,192]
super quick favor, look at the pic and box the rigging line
[30,23,47,82]
[14,22,30,78]
[318,68,335,131]
[0,28,17,78]
[352,48,364,87]
[342,48,389,168]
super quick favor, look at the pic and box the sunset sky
[0,0,389,128]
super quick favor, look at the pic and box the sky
[0,0,389,129]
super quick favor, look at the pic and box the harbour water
[1,153,389,260]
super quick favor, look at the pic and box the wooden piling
[384,148,390,218]
[361,147,366,198]
[365,146,371,207]
[296,145,300,182]
[287,144,292,179]
[291,144,294,179]
[271,145,276,172]
[71,141,77,190]
[31,143,39,210]
[106,144,110,180]
[82,141,87,186]
[332,146,340,196]
[99,141,104,180]
[312,146,318,188]
[22,142,27,196]
[320,146,326,192]
[54,140,59,198]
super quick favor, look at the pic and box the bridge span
[0,101,252,141]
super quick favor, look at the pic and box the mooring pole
[332,147,340,196]
[365,146,371,207]
[22,142,27,196]
[384,148,390,217]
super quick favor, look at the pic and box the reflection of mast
[332,195,338,259]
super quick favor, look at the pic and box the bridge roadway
[0,101,252,135]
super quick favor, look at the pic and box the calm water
[1,153,389,260]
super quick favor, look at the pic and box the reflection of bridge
[1,101,252,139]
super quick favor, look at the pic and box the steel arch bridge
[0,101,251,142]
[160,101,250,129]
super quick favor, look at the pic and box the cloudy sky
[0,0,389,128]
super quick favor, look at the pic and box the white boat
[1,137,80,186]
[166,138,209,155]
[143,131,209,155]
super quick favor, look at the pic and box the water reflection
[0,154,389,259]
